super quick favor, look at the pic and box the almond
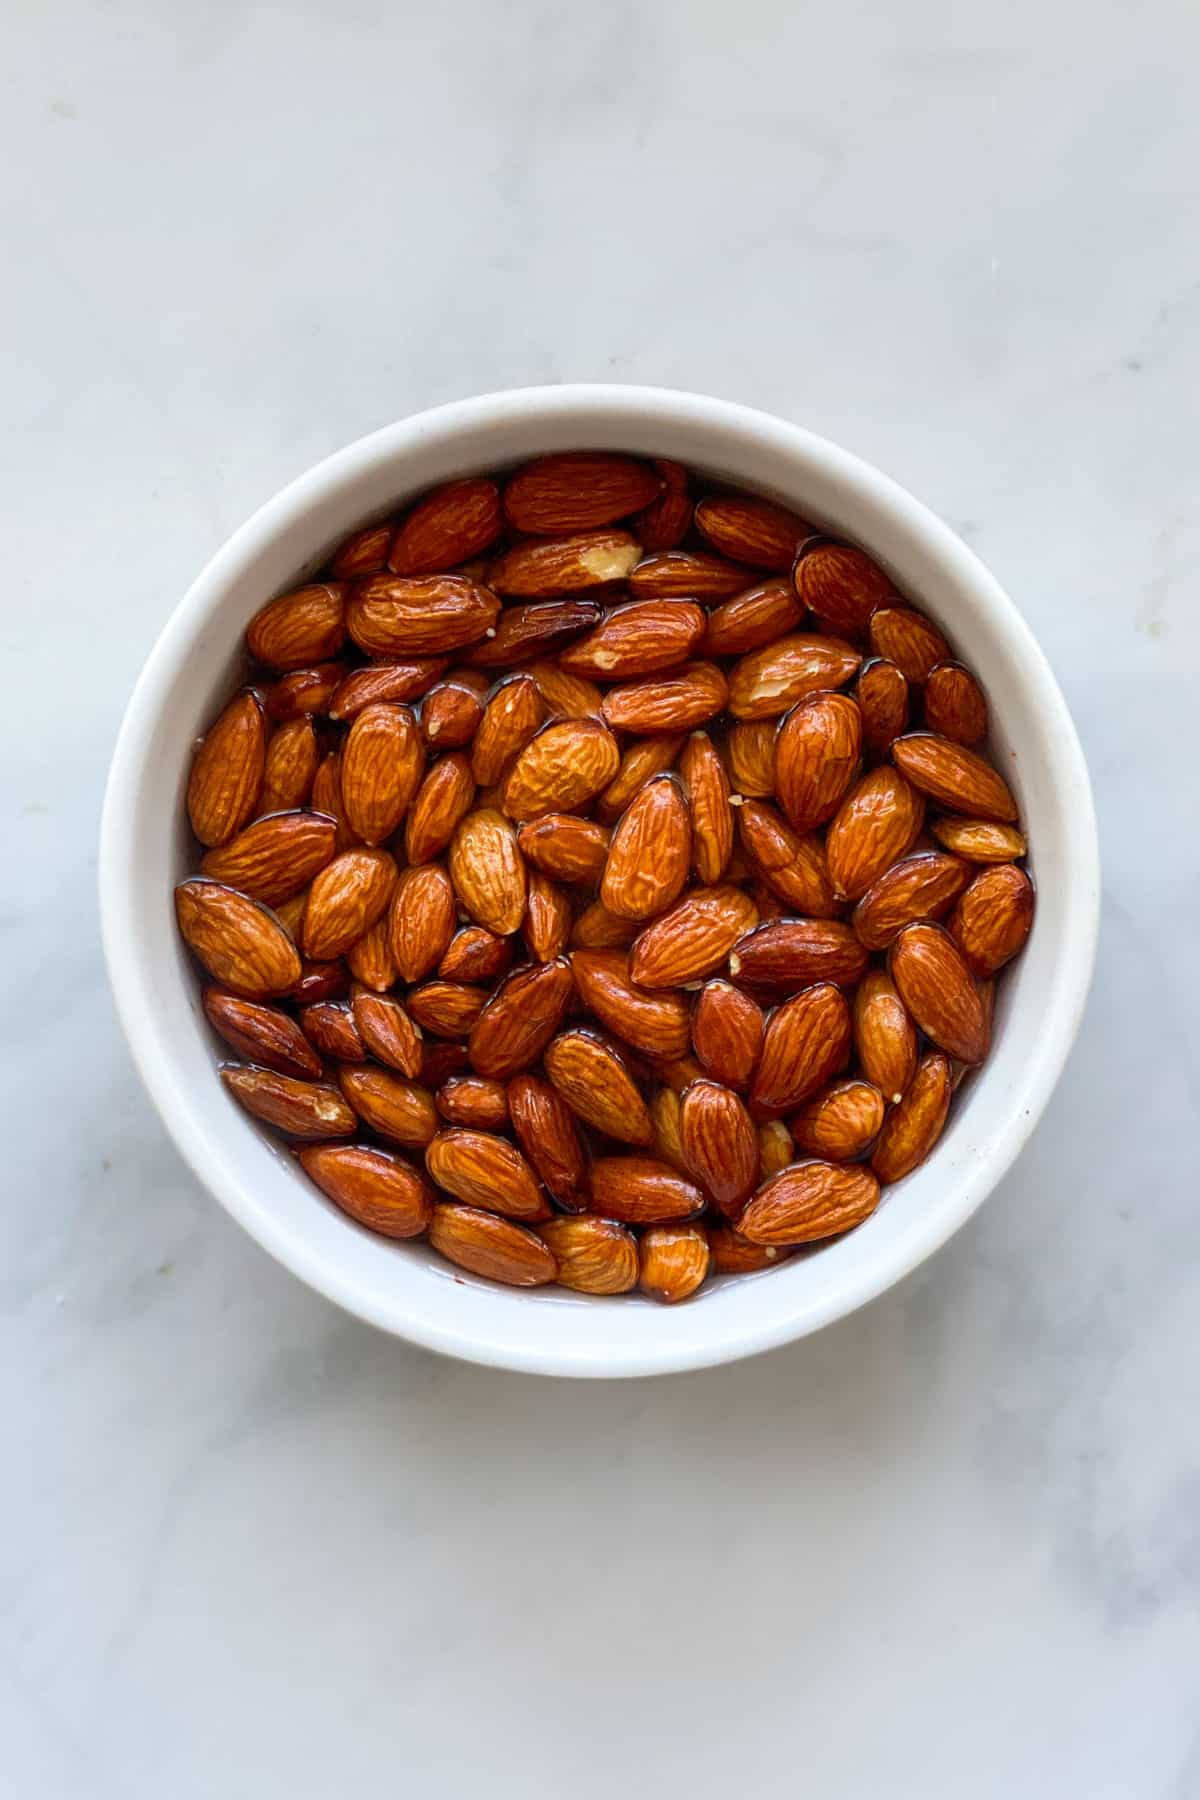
[570,949,691,1060]
[630,885,759,989]
[503,453,661,533]
[890,922,991,1064]
[749,982,851,1115]
[730,919,868,993]
[488,530,641,596]
[299,1143,433,1238]
[729,634,861,722]
[517,813,610,884]
[500,719,620,820]
[202,989,321,1079]
[339,703,424,845]
[569,899,640,950]
[679,732,733,885]
[696,492,812,569]
[632,458,692,552]
[201,810,338,907]
[301,847,396,960]
[794,543,892,634]
[774,691,863,830]
[186,690,267,847]
[824,765,926,901]
[175,880,301,996]
[329,658,450,720]
[891,733,1018,822]
[852,970,917,1104]
[852,851,971,949]
[420,1041,469,1087]
[870,1051,953,1183]
[679,1079,758,1214]
[691,980,764,1090]
[449,807,527,933]
[790,1078,885,1161]
[948,863,1035,975]
[435,1075,509,1130]
[600,775,691,920]
[601,662,729,736]
[525,659,605,721]
[258,716,318,815]
[246,583,347,670]
[738,1160,880,1245]
[539,1217,639,1294]
[420,675,486,748]
[264,661,345,722]
[311,750,359,852]
[701,577,804,656]
[426,1129,546,1220]
[519,870,569,962]
[724,720,777,797]
[589,1157,706,1224]
[559,599,705,679]
[407,980,488,1038]
[468,958,574,1078]
[287,960,351,1006]
[544,1029,653,1145]
[629,550,752,599]
[855,658,910,752]
[387,477,503,574]
[508,1073,590,1211]
[596,734,685,823]
[470,674,548,785]
[345,915,398,991]
[707,1225,784,1274]
[220,1065,356,1139]
[758,1119,794,1179]
[404,753,476,864]
[274,890,308,940]
[300,1001,365,1061]
[329,521,394,580]
[735,800,837,917]
[869,606,950,683]
[649,1085,689,1173]
[639,1223,711,1303]
[467,598,603,669]
[350,988,423,1076]
[429,1202,557,1287]
[929,816,1027,863]
[338,1067,438,1146]
[923,661,988,744]
[389,862,456,982]
[438,925,513,984]
[347,574,500,656]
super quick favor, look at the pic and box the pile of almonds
[176,452,1034,1304]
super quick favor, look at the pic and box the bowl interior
[101,388,1098,1376]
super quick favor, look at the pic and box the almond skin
[351,988,424,1077]
[518,814,610,884]
[523,871,573,963]
[435,1076,509,1130]
[264,661,346,723]
[258,716,318,816]
[389,862,457,983]
[525,659,605,721]
[300,1144,434,1239]
[600,662,729,735]
[774,692,863,831]
[539,1217,639,1294]
[286,960,352,1006]
[794,543,893,633]
[739,1160,881,1245]
[429,1202,557,1286]
[735,800,837,917]
[728,635,862,722]
[570,899,640,950]
[405,753,476,864]
[426,1129,546,1220]
[588,1156,706,1223]
[869,606,950,683]
[339,703,424,845]
[560,599,705,679]
[694,494,812,571]
[347,574,500,656]
[300,1001,366,1061]
[220,1066,356,1139]
[420,1041,469,1087]
[600,775,691,920]
[407,981,489,1038]
[387,477,503,575]
[246,583,347,670]
[508,1073,590,1211]
[853,970,918,1104]
[449,807,528,934]
[311,750,359,852]
[597,735,686,823]
[186,690,267,848]
[489,531,641,597]
[758,1120,795,1179]
[503,453,661,533]
[701,577,804,656]
[852,851,972,950]
[467,599,602,669]
[468,958,574,1079]
[855,658,910,752]
[891,733,1018,822]
[630,885,759,989]
[421,675,486,748]
[438,925,513,984]
[890,922,991,1065]
[929,817,1027,863]
[870,1052,953,1183]
[301,848,396,961]
[707,1225,785,1274]
[948,863,1035,975]
[724,720,777,797]
[923,661,988,744]
[328,659,450,720]
[347,915,399,992]
[680,1079,758,1214]
[649,1086,688,1172]
[639,1223,711,1303]
[691,980,764,1090]
[749,982,852,1115]
[338,1067,438,1146]
[500,719,621,820]
[544,1030,654,1146]
[470,674,548,786]
[632,458,692,552]
[629,550,752,599]
[730,919,868,993]
[790,1078,885,1161]
[824,766,926,901]
[200,810,338,907]
[202,989,321,1079]
[329,521,393,580]
[679,732,733,886]
[175,880,302,997]
[570,949,692,1060]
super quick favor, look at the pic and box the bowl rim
[99,383,1100,1377]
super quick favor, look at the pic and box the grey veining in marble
[3,1,1199,1794]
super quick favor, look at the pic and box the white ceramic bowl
[99,385,1099,1378]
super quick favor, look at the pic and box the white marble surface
[4,2,1199,1793]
